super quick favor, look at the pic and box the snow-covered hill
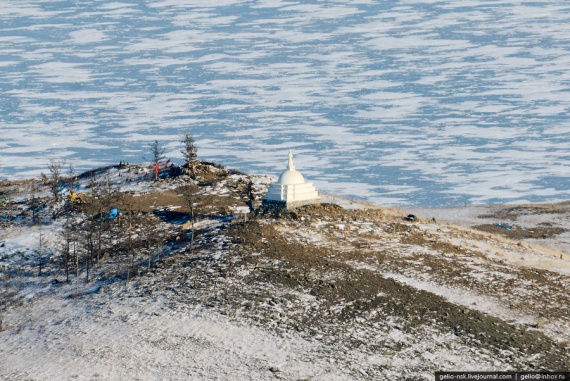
[1,163,568,380]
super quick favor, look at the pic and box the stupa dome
[278,170,305,185]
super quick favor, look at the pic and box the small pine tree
[147,140,166,181]
[149,140,165,165]
[181,133,198,176]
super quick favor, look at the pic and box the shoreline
[2,168,570,258]
[3,170,570,211]
[324,191,570,254]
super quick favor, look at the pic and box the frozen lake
[1,0,569,207]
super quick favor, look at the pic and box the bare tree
[126,219,133,283]
[47,159,65,204]
[121,196,142,283]
[80,172,118,283]
[29,180,41,224]
[74,237,79,297]
[246,179,256,214]
[146,238,153,273]
[181,133,198,176]
[37,224,48,276]
[90,174,106,264]
[81,176,99,283]
[181,184,199,254]
[60,219,74,283]
[65,164,78,213]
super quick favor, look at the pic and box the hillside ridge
[1,162,568,380]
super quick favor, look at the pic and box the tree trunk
[85,235,91,283]
[147,241,151,272]
[73,241,77,276]
[75,242,79,297]
[37,227,44,276]
[190,205,194,254]
[65,236,70,283]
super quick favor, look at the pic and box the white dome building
[263,151,321,209]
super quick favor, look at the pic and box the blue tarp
[108,208,119,219]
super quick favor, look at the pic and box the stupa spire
[287,150,295,171]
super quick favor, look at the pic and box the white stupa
[263,151,321,209]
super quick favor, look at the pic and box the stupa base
[262,198,321,210]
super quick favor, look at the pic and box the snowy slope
[1,165,568,380]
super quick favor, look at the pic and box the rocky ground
[406,203,570,258]
[0,163,568,380]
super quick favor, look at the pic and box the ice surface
[1,0,570,206]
